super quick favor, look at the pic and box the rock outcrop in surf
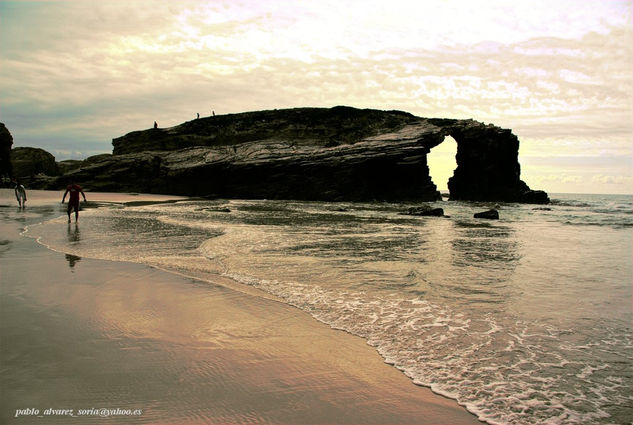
[12,107,550,203]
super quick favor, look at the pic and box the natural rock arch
[419,118,548,203]
[19,107,549,203]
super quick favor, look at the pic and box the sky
[0,0,631,194]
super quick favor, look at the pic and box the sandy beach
[0,190,480,424]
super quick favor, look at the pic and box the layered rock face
[42,107,548,203]
[113,107,418,154]
[57,131,441,201]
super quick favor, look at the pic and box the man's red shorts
[68,199,80,213]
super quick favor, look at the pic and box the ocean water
[25,193,632,425]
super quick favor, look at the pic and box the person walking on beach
[13,179,27,208]
[62,182,87,223]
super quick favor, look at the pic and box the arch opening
[427,135,458,199]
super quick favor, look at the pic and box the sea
[24,193,632,425]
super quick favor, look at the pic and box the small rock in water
[404,205,445,217]
[198,207,231,213]
[474,209,499,219]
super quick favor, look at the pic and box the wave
[21,198,633,425]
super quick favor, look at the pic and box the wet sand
[1,190,480,424]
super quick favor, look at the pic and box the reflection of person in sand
[64,253,81,269]
[64,223,80,269]
[67,222,80,242]
[62,182,87,223]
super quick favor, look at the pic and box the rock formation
[403,205,445,217]
[112,107,417,155]
[27,106,550,203]
[428,119,549,203]
[474,209,500,220]
[0,123,13,180]
[11,147,59,178]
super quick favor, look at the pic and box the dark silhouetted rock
[26,106,547,203]
[84,153,113,163]
[112,106,419,155]
[404,205,445,216]
[519,190,550,204]
[0,123,13,180]
[57,159,84,175]
[437,119,550,203]
[474,209,499,219]
[11,147,59,178]
[41,140,443,201]
[57,154,114,176]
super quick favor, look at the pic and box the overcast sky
[1,0,631,194]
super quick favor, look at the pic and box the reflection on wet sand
[65,253,81,269]
[67,222,80,243]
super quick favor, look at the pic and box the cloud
[591,175,632,185]
[0,0,631,197]
[533,174,583,184]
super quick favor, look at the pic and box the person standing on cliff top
[13,179,26,208]
[62,182,87,223]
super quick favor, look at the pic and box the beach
[0,190,480,425]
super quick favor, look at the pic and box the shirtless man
[62,182,87,223]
